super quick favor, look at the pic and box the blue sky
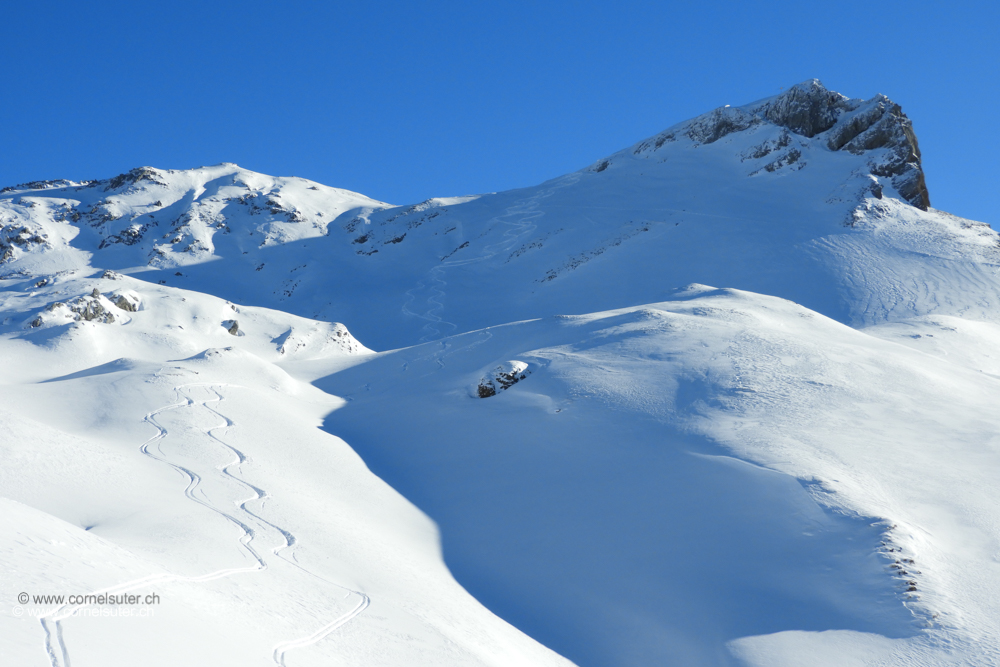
[2,1,997,224]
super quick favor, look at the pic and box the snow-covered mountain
[4,80,994,350]
[2,80,999,666]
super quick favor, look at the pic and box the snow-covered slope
[0,162,387,269]
[4,81,996,351]
[3,80,1000,666]
[0,273,571,666]
[312,286,1000,665]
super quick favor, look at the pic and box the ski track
[403,173,581,343]
[38,382,370,667]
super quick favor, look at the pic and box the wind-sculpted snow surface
[3,80,1000,666]
[316,287,1000,666]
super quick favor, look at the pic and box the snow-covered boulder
[475,361,530,398]
[109,290,141,312]
[30,291,122,327]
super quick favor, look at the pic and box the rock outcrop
[751,81,929,209]
[31,293,120,327]
[112,292,140,312]
[476,361,530,398]
[636,79,930,210]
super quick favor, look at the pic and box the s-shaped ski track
[38,383,369,667]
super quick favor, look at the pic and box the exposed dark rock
[759,80,856,137]
[441,241,469,261]
[39,294,117,324]
[742,132,792,161]
[0,223,49,262]
[757,148,803,174]
[683,80,853,146]
[476,361,530,398]
[343,216,366,233]
[686,107,760,144]
[75,297,113,322]
[822,94,929,209]
[678,80,930,209]
[104,167,166,191]
[113,294,139,312]
[99,222,150,248]
[1,179,75,193]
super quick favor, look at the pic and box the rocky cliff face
[755,81,930,209]
[637,79,930,210]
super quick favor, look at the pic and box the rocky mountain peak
[758,80,929,209]
[635,80,930,210]
[758,79,854,137]
[103,166,168,192]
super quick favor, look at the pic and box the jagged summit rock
[760,79,852,137]
[103,166,168,192]
[769,80,928,209]
[637,79,929,209]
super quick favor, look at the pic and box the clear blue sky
[2,1,997,224]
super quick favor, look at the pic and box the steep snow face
[1,81,983,351]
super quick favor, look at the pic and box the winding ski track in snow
[39,382,369,667]
[403,173,581,343]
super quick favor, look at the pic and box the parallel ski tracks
[39,383,369,667]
